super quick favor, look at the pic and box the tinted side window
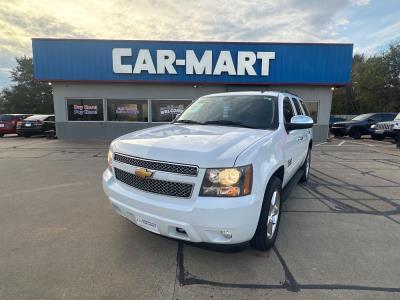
[0,115,13,121]
[107,100,148,122]
[292,98,303,115]
[67,99,104,121]
[382,114,395,121]
[151,100,192,122]
[283,97,295,123]
[369,114,382,122]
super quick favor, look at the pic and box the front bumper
[330,127,348,135]
[102,169,262,244]
[17,127,44,135]
[0,128,16,134]
[371,129,395,137]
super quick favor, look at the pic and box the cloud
[350,0,370,6]
[0,0,350,55]
[0,0,356,88]
[0,0,396,89]
[353,20,400,55]
[337,18,350,26]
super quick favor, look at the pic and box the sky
[0,0,399,89]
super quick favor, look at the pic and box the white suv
[103,91,313,250]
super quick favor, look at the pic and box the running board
[282,168,304,202]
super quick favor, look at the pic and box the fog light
[176,227,186,234]
[221,230,232,239]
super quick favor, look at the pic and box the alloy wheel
[266,190,281,239]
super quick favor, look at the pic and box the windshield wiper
[204,120,257,129]
[174,119,205,125]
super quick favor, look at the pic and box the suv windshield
[175,95,279,130]
[352,113,374,121]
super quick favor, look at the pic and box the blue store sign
[32,39,353,86]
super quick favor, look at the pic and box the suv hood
[113,124,273,168]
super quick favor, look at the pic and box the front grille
[114,168,193,198]
[376,122,394,131]
[114,153,198,176]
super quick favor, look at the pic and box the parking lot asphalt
[0,135,399,299]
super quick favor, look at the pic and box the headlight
[200,165,252,197]
[107,148,113,173]
[371,125,376,129]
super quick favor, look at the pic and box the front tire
[250,176,282,251]
[349,128,361,139]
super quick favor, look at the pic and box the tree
[384,43,400,111]
[332,42,400,115]
[0,56,53,114]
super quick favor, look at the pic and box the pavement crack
[172,241,185,300]
[273,246,300,292]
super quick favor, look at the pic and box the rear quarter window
[0,115,13,121]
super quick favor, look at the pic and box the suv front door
[291,96,310,164]
[283,96,303,183]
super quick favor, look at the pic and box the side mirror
[285,115,314,131]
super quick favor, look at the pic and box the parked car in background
[17,115,55,137]
[370,116,399,140]
[0,114,32,137]
[330,112,397,139]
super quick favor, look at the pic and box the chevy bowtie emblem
[135,168,153,178]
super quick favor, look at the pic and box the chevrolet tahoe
[103,91,314,250]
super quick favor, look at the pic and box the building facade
[32,39,353,141]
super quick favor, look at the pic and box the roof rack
[282,90,300,97]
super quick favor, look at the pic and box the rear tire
[299,149,311,183]
[250,176,282,251]
[349,128,361,139]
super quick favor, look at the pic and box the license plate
[0,124,4,127]
[25,123,31,127]
[135,216,160,234]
